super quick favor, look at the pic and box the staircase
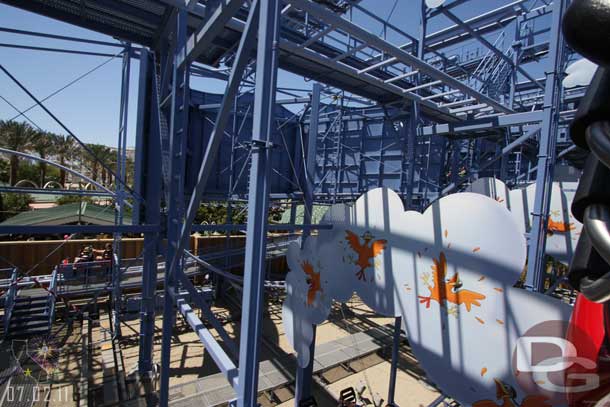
[2,296,51,339]
[470,32,515,102]
[0,268,58,339]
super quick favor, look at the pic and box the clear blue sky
[0,0,512,148]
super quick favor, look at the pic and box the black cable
[0,63,144,204]
[9,50,122,122]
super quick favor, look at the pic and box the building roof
[0,202,125,226]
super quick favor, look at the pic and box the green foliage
[0,121,135,190]
[195,203,247,225]
[192,202,285,228]
[43,166,61,184]
[55,195,95,205]
[14,162,39,186]
[0,159,9,184]
[0,121,36,151]
[268,205,285,222]
[0,193,33,221]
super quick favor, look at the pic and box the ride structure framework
[0,0,584,406]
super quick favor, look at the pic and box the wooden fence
[0,235,286,276]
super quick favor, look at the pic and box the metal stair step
[15,296,48,303]
[13,300,48,308]
[13,301,48,308]
[13,297,48,305]
[11,307,47,317]
[9,314,48,323]
[9,319,49,329]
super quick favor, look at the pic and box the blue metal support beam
[406,0,426,210]
[426,1,528,48]
[295,82,321,404]
[134,48,163,375]
[439,8,544,91]
[387,316,402,407]
[176,298,239,387]
[285,0,513,115]
[405,110,418,209]
[236,0,281,404]
[159,9,190,405]
[440,126,541,195]
[177,273,239,358]
[421,111,543,137]
[177,0,245,67]
[169,0,260,282]
[524,0,567,292]
[112,42,131,338]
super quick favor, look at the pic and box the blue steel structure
[0,0,585,405]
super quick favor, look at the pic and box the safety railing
[3,268,18,337]
[47,267,58,332]
[57,260,113,295]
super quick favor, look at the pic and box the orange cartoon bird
[345,230,387,281]
[473,379,552,407]
[418,252,486,312]
[301,260,322,306]
[547,217,575,234]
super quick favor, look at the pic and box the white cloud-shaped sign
[563,58,598,88]
[282,237,333,367]
[467,177,582,265]
[282,187,575,405]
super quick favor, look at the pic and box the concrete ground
[41,293,440,406]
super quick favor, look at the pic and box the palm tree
[124,156,135,187]
[85,143,111,182]
[0,121,36,185]
[31,131,56,186]
[52,134,75,187]
[100,147,116,186]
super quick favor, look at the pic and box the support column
[525,0,566,292]
[134,49,162,375]
[407,0,426,210]
[295,82,321,404]
[405,107,417,209]
[159,9,190,405]
[112,43,131,338]
[387,316,402,406]
[236,1,280,405]
[450,140,460,186]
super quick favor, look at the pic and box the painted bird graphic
[547,217,575,234]
[473,379,552,407]
[418,251,486,312]
[301,260,322,306]
[345,230,387,281]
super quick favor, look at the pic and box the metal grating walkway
[166,327,394,406]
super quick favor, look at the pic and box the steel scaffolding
[0,0,583,405]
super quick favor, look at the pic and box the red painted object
[567,294,609,406]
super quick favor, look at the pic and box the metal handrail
[472,31,506,85]
[3,268,18,337]
[47,267,58,331]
